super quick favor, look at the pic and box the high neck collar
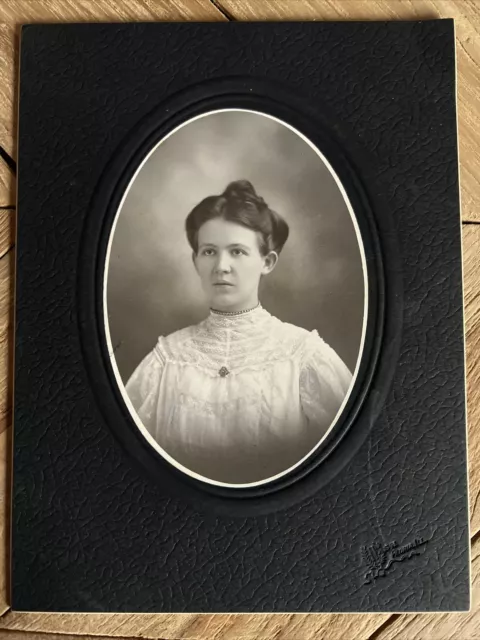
[205,304,269,330]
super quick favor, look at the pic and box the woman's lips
[213,282,234,286]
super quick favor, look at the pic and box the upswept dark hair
[185,180,289,256]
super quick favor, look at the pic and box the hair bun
[186,179,289,256]
[223,180,268,212]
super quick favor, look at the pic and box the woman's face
[193,218,278,312]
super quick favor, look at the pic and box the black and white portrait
[105,110,367,486]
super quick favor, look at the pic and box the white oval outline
[103,108,369,489]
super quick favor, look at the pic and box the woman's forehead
[198,219,259,247]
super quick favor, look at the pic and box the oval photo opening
[104,109,367,488]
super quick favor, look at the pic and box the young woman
[126,180,352,484]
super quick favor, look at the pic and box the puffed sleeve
[300,331,353,431]
[125,347,165,437]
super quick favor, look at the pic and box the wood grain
[0,210,14,260]
[0,244,13,617]
[0,1,477,638]
[0,634,138,640]
[0,22,16,164]
[0,611,392,639]
[0,0,221,22]
[0,428,10,618]
[0,167,14,209]
[0,247,13,441]
[465,225,480,535]
[217,0,480,224]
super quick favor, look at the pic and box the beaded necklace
[209,302,261,317]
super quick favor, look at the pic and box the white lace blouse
[125,306,352,484]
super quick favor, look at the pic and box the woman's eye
[231,249,244,256]
[203,249,215,256]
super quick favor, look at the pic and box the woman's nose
[214,252,232,273]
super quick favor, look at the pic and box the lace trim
[152,310,326,375]
[155,335,313,375]
[175,392,259,416]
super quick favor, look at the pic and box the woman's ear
[192,251,199,273]
[261,251,278,275]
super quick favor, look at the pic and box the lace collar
[156,304,310,376]
[204,304,271,334]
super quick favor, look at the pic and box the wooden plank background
[0,1,478,638]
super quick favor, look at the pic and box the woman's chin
[210,290,235,303]
[209,293,243,311]
[210,299,237,312]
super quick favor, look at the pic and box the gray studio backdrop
[106,110,365,383]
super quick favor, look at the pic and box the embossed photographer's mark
[361,537,429,584]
